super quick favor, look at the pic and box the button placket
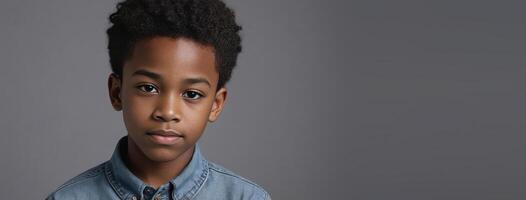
[144,186,157,200]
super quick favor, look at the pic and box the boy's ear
[208,87,228,122]
[108,73,123,111]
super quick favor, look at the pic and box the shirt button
[132,196,138,200]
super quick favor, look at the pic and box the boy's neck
[124,137,195,189]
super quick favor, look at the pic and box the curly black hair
[107,0,242,91]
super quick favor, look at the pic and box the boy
[46,0,270,199]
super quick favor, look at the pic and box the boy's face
[107,37,227,162]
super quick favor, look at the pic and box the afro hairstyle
[106,0,242,91]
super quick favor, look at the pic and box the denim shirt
[46,137,270,200]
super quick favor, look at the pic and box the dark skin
[107,36,228,188]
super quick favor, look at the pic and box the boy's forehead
[134,37,214,58]
[123,37,218,83]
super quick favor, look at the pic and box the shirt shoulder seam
[52,162,106,193]
[207,161,270,198]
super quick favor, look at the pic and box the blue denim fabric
[46,137,270,200]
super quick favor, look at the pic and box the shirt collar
[105,136,209,200]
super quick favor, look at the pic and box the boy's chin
[142,147,185,163]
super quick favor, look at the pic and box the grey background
[1,0,525,199]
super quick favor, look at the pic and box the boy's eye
[137,84,158,93]
[182,91,203,100]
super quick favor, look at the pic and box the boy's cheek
[123,96,155,117]
[122,106,152,132]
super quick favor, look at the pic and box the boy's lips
[146,129,183,145]
[147,129,183,137]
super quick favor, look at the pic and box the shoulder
[46,162,110,200]
[203,160,271,200]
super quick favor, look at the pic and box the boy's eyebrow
[183,77,211,88]
[132,69,211,88]
[132,69,161,80]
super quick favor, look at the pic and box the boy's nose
[152,94,181,122]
